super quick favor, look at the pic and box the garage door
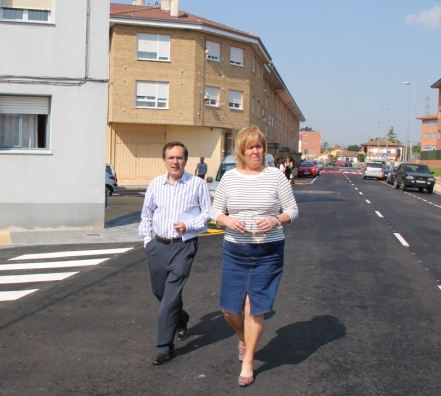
[114,124,166,185]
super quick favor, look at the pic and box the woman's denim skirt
[219,239,285,316]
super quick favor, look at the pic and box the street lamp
[402,82,410,162]
[384,107,389,161]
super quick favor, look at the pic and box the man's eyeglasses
[165,156,185,162]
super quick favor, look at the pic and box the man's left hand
[173,222,187,235]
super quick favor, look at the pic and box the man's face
[200,157,204,162]
[163,145,187,179]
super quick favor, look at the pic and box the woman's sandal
[238,374,254,387]
[238,345,246,362]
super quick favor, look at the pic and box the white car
[207,154,277,201]
[106,163,118,196]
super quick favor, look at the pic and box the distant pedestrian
[139,141,211,366]
[195,157,208,180]
[211,125,299,387]
[278,158,285,174]
[284,160,292,181]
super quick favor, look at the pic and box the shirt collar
[162,170,191,185]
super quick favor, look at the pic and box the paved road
[1,173,441,395]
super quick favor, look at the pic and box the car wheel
[105,185,113,197]
[394,180,400,189]
[427,187,434,194]
[418,187,423,192]
[362,175,366,180]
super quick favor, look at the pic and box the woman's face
[243,139,264,168]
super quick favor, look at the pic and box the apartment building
[108,0,305,185]
[360,139,403,162]
[299,127,321,159]
[0,0,110,230]
[430,78,441,150]
[417,114,439,151]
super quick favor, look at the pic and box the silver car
[362,162,385,180]
[106,163,118,196]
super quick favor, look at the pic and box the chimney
[161,0,171,11]
[170,0,179,17]
[132,0,145,5]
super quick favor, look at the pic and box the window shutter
[2,0,51,10]
[156,82,169,100]
[229,90,242,106]
[206,41,220,60]
[157,35,170,60]
[136,82,156,97]
[137,34,157,54]
[230,47,243,65]
[205,86,219,100]
[0,95,49,114]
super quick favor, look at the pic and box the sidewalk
[0,193,144,248]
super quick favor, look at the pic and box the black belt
[155,235,182,245]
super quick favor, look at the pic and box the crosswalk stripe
[9,248,133,261]
[0,258,108,271]
[0,289,39,302]
[0,272,79,284]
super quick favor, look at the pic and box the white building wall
[0,0,110,230]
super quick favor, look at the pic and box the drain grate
[86,233,102,237]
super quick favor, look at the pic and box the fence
[421,150,441,160]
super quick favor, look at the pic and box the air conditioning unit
[263,88,266,93]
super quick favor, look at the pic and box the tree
[346,144,360,152]
[387,126,400,143]
[358,153,365,162]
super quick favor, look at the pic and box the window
[229,90,242,109]
[425,132,437,138]
[1,0,51,22]
[265,96,268,108]
[252,56,256,73]
[137,34,170,61]
[257,101,260,117]
[0,95,50,149]
[424,145,437,151]
[257,62,261,79]
[251,96,255,114]
[204,86,219,106]
[206,41,220,61]
[425,120,438,126]
[136,81,169,109]
[230,47,243,66]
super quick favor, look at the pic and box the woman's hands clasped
[225,216,279,234]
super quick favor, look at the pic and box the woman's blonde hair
[234,125,268,169]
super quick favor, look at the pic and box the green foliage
[346,145,360,152]
[358,153,365,162]
[432,168,441,177]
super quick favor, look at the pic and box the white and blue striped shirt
[138,171,211,246]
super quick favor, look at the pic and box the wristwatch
[274,215,281,226]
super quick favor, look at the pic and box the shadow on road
[254,315,346,376]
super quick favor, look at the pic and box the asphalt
[1,173,440,248]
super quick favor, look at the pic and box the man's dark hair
[162,141,188,159]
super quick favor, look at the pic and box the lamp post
[402,82,410,161]
[384,107,389,161]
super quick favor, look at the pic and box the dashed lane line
[0,258,108,271]
[359,192,363,195]
[0,290,39,302]
[394,233,409,247]
[0,272,79,284]
[9,247,133,261]
[375,211,384,218]
[366,200,371,204]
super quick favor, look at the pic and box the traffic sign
[381,153,388,158]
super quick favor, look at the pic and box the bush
[431,168,441,177]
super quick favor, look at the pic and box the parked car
[329,160,336,166]
[393,163,435,193]
[362,162,385,180]
[344,161,352,167]
[386,166,398,184]
[106,163,118,196]
[309,159,323,171]
[206,154,277,201]
[334,160,346,167]
[383,164,390,179]
[298,161,320,177]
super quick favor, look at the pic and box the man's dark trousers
[145,237,199,355]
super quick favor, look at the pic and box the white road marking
[0,272,78,284]
[0,289,39,301]
[375,211,384,218]
[359,192,363,195]
[311,177,317,184]
[0,258,108,271]
[138,192,146,196]
[422,199,427,202]
[9,248,133,261]
[355,188,358,190]
[394,233,409,247]
[438,286,441,291]
[365,200,371,204]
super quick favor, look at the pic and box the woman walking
[211,125,298,387]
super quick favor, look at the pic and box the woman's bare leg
[222,310,246,350]
[240,295,264,377]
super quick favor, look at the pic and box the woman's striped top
[211,167,299,244]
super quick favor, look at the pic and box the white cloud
[406,5,441,30]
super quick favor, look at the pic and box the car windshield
[405,164,430,173]
[367,163,382,168]
[215,162,236,181]
[300,162,314,167]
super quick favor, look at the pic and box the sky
[113,0,441,148]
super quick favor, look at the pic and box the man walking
[195,157,208,180]
[139,141,211,365]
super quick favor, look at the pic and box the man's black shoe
[175,326,188,341]
[153,352,174,365]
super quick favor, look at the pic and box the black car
[386,166,397,184]
[393,163,436,193]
